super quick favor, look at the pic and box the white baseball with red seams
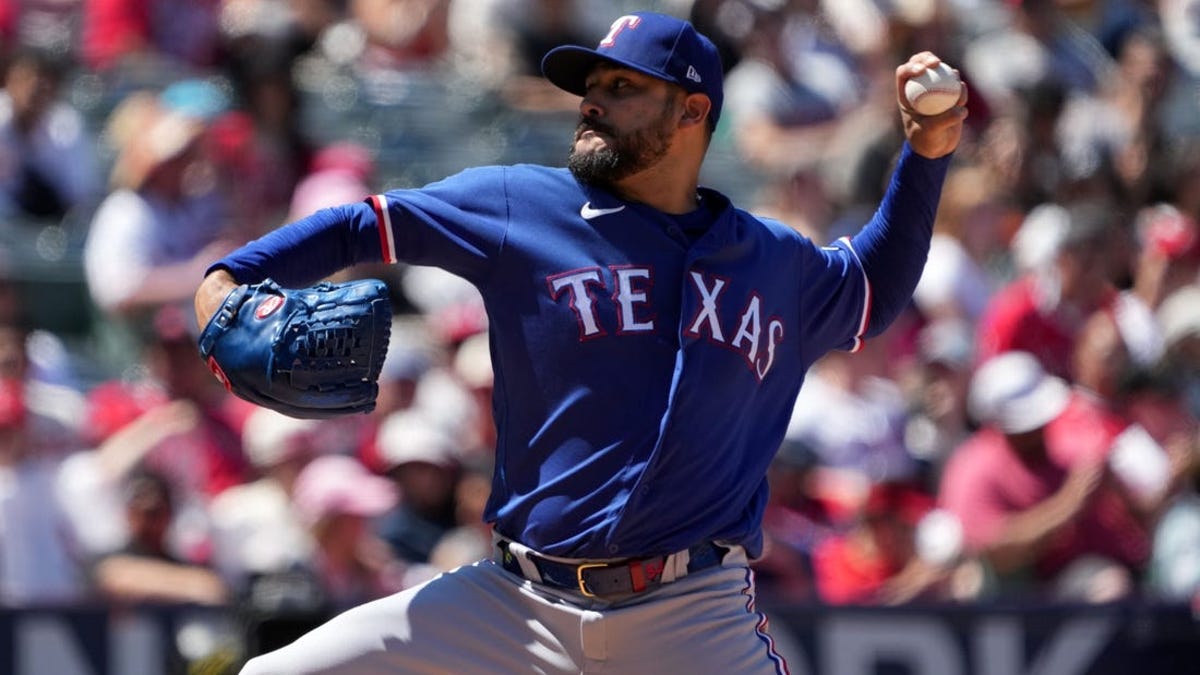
[904,62,962,116]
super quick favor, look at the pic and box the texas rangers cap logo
[255,294,285,320]
[540,12,724,127]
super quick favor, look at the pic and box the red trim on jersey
[371,194,397,263]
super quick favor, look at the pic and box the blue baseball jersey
[214,143,951,559]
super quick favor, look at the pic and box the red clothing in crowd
[1045,389,1153,569]
[939,426,1127,581]
[0,1,13,47]
[810,482,932,604]
[811,534,901,605]
[85,381,251,499]
[975,276,1114,380]
[81,0,222,72]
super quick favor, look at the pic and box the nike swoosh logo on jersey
[580,202,626,219]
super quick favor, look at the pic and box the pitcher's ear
[680,93,712,129]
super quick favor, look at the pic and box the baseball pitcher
[195,11,967,674]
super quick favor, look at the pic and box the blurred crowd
[3,0,1200,664]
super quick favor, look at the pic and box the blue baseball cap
[541,12,724,128]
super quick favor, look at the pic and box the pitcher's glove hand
[198,278,392,419]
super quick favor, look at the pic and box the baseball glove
[198,278,392,419]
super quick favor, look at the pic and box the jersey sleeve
[370,166,510,284]
[792,144,951,355]
[210,203,382,287]
[211,166,510,288]
[798,237,873,355]
[850,143,952,336]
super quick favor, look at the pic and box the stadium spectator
[0,365,86,605]
[80,0,224,74]
[0,316,89,605]
[976,200,1120,380]
[217,0,345,59]
[208,408,322,595]
[902,316,976,486]
[785,316,923,502]
[350,0,453,72]
[1158,283,1200,419]
[1147,434,1200,602]
[1111,204,1200,368]
[90,466,229,605]
[214,43,314,240]
[287,140,376,222]
[962,0,1114,114]
[83,91,236,321]
[289,454,405,609]
[1145,283,1200,601]
[940,350,1133,600]
[911,163,1011,323]
[353,316,437,473]
[450,330,496,457]
[721,0,870,176]
[1056,25,1175,210]
[810,479,939,605]
[453,0,598,111]
[373,408,463,566]
[425,451,493,574]
[56,396,198,564]
[82,307,251,505]
[754,436,833,603]
[975,76,1071,211]
[0,318,86,458]
[0,0,83,59]
[1044,310,1200,595]
[0,47,102,221]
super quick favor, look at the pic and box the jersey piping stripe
[742,567,791,675]
[838,236,872,353]
[370,194,398,264]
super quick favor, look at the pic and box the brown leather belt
[496,540,726,598]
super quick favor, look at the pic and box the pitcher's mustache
[576,119,615,137]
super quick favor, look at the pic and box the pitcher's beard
[567,119,673,186]
[567,146,625,185]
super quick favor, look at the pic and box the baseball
[903,62,962,116]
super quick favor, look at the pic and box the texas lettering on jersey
[547,266,785,381]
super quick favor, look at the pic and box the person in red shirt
[976,201,1119,380]
[811,480,935,605]
[80,0,223,73]
[939,350,1128,600]
[84,306,252,500]
[1044,311,1200,588]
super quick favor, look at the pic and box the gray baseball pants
[238,545,790,674]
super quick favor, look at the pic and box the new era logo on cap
[540,12,724,128]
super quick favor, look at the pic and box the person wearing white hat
[373,409,463,565]
[938,351,1114,597]
[83,92,236,322]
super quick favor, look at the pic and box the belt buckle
[575,562,609,597]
